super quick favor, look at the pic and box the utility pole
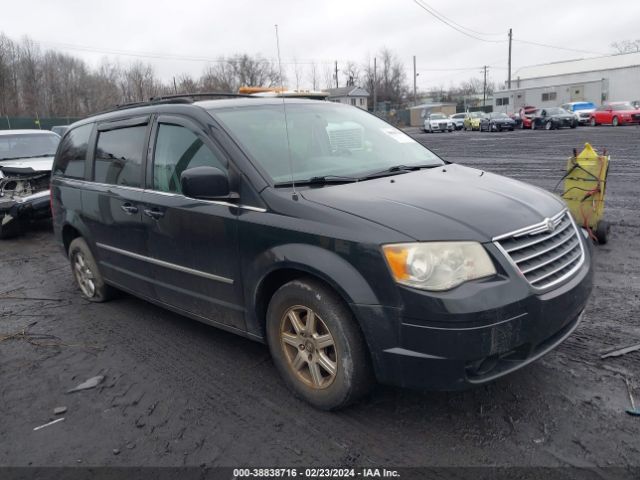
[335,61,339,88]
[373,57,377,112]
[173,76,178,94]
[482,65,488,108]
[413,55,417,106]
[507,28,513,89]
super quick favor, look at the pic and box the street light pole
[413,55,417,106]
[508,28,513,89]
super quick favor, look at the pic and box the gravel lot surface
[0,125,638,473]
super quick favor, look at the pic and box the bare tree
[176,74,198,93]
[0,31,293,118]
[201,54,280,92]
[342,61,360,87]
[322,63,334,89]
[292,57,303,90]
[362,48,407,105]
[308,62,319,90]
[611,39,640,54]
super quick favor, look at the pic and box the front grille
[494,211,584,290]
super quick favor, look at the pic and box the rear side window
[153,124,226,194]
[54,124,92,179]
[94,126,146,187]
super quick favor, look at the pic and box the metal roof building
[493,52,640,112]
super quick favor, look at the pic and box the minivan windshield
[210,102,444,184]
[0,133,60,161]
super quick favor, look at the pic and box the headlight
[382,242,496,291]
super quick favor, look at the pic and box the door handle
[144,208,165,220]
[120,203,138,215]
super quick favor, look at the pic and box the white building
[493,52,640,112]
[326,87,370,110]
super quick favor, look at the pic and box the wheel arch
[62,224,82,254]
[246,244,382,339]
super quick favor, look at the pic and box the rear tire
[590,118,597,127]
[266,278,374,410]
[68,237,114,302]
[531,121,536,130]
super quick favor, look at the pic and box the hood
[300,164,565,242]
[0,156,54,174]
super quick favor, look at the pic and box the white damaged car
[423,113,454,133]
[0,130,60,238]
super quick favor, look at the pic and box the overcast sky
[2,0,639,92]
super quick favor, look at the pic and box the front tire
[545,121,553,130]
[266,279,374,410]
[68,237,114,302]
[612,116,619,127]
[531,121,536,130]
[590,118,597,127]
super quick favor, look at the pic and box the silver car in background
[0,129,60,238]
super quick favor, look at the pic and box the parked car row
[423,100,640,134]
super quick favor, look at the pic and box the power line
[413,0,504,37]
[412,1,608,56]
[512,38,607,56]
[417,66,490,72]
[33,39,341,65]
[413,0,506,43]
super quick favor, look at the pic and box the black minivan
[51,96,593,410]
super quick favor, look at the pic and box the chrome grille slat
[529,250,582,285]
[503,219,571,253]
[519,239,580,275]
[510,227,575,263]
[494,211,585,290]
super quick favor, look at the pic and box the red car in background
[515,105,537,129]
[590,102,640,126]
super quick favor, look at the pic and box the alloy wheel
[73,251,96,297]
[279,305,337,389]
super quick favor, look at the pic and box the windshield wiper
[358,163,441,180]
[274,175,359,187]
[0,153,56,161]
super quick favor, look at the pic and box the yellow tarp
[563,143,609,231]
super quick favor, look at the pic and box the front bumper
[0,190,51,225]
[427,123,452,132]
[491,122,515,130]
[352,236,593,390]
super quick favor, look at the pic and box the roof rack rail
[92,92,256,116]
[149,92,255,101]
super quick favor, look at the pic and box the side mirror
[181,166,231,200]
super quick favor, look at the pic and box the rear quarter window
[53,124,93,179]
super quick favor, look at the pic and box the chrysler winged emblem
[544,218,555,232]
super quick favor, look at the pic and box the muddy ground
[0,126,638,473]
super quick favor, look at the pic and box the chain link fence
[0,116,81,131]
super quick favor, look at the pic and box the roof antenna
[275,24,298,200]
